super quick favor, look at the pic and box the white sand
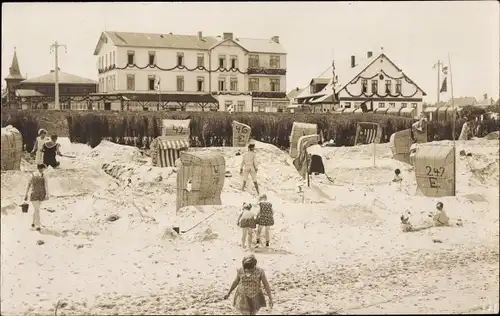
[1,137,498,315]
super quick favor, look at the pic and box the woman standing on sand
[31,129,48,165]
[224,254,273,315]
[255,194,274,248]
[24,164,49,231]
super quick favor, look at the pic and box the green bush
[65,112,417,148]
[3,110,498,151]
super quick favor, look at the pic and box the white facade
[337,54,426,117]
[93,31,288,112]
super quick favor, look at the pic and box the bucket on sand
[20,202,29,213]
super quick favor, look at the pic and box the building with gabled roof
[295,51,427,117]
[2,48,98,110]
[93,30,288,112]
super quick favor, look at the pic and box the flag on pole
[440,77,447,93]
[360,99,373,113]
[331,58,338,103]
[442,65,448,75]
[155,77,161,92]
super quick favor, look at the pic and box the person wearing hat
[224,254,273,315]
[31,129,48,165]
[240,143,260,195]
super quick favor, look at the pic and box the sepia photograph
[1,1,499,315]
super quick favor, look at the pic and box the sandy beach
[1,137,498,315]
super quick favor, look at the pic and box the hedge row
[2,110,498,151]
[64,112,420,149]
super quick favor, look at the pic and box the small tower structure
[4,48,25,107]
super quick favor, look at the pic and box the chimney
[197,31,203,40]
[223,32,233,41]
[350,55,356,68]
[367,51,373,58]
[271,36,280,43]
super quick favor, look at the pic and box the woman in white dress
[31,129,48,165]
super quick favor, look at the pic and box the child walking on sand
[237,203,257,249]
[24,164,49,231]
[240,143,260,195]
[255,194,274,248]
[224,254,274,315]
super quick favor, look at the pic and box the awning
[387,107,401,115]
[374,107,388,114]
[15,89,45,97]
[159,139,190,150]
[310,93,333,104]
[424,106,438,113]
[400,108,416,115]
[122,93,217,103]
[437,107,448,113]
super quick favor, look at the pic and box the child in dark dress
[255,194,274,247]
[42,134,62,168]
[24,164,49,231]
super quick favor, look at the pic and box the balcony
[247,68,286,76]
[251,91,287,99]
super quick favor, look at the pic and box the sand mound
[1,138,498,315]
[87,140,143,164]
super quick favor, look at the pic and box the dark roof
[122,93,218,103]
[22,71,97,85]
[94,31,286,55]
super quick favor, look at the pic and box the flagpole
[157,77,161,111]
[448,52,456,196]
[436,60,442,106]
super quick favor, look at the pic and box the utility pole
[50,41,67,110]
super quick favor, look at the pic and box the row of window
[98,50,282,70]
[360,79,403,94]
[225,100,246,112]
[30,86,92,94]
[107,76,281,93]
[344,102,418,109]
[99,76,116,93]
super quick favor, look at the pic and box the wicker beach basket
[289,122,317,158]
[1,125,23,171]
[232,121,251,147]
[176,151,226,211]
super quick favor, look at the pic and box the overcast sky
[2,1,498,103]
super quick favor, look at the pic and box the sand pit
[1,138,498,315]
